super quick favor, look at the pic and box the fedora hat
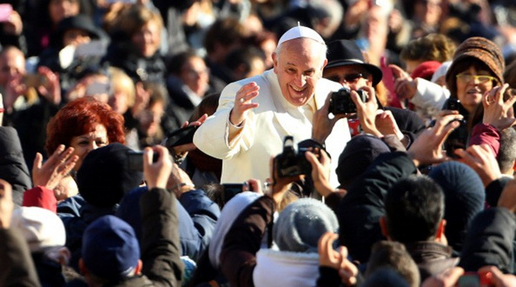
[326,39,383,86]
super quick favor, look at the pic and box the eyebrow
[285,62,316,73]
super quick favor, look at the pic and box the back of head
[336,135,390,189]
[366,241,420,287]
[77,143,143,208]
[11,207,66,253]
[428,161,485,251]
[385,175,444,243]
[498,127,516,174]
[362,267,410,287]
[82,215,140,281]
[273,198,338,253]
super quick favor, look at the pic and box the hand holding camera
[143,146,173,190]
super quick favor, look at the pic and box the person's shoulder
[317,77,342,91]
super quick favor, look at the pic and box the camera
[444,119,468,158]
[443,98,469,158]
[329,87,367,115]
[274,136,312,178]
[222,182,252,204]
[126,150,158,171]
[444,97,469,116]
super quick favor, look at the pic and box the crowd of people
[1,0,516,286]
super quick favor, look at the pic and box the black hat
[326,39,383,86]
[53,14,105,47]
[77,143,143,208]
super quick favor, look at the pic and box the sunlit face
[131,21,161,58]
[0,49,25,87]
[180,56,209,97]
[69,123,108,171]
[63,28,91,47]
[456,66,495,113]
[49,0,80,25]
[414,0,442,26]
[273,38,327,106]
[139,101,164,137]
[323,65,373,90]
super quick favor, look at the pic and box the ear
[79,258,89,276]
[435,219,447,244]
[272,52,278,73]
[379,216,390,239]
[135,259,143,275]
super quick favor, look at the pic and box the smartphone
[163,125,199,148]
[0,4,12,22]
[222,182,251,203]
[126,150,158,171]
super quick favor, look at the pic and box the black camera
[274,136,312,178]
[444,119,468,158]
[162,125,198,149]
[444,97,469,116]
[329,87,367,115]
[126,150,159,171]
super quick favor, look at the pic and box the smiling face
[273,38,327,106]
[455,65,495,113]
[69,123,108,171]
[131,21,161,58]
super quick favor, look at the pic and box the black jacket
[337,152,418,263]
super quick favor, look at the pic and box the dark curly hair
[45,97,125,155]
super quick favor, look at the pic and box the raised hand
[455,144,501,187]
[143,145,173,190]
[482,84,516,130]
[407,113,463,167]
[32,145,78,190]
[230,82,260,126]
[312,91,346,144]
[318,232,358,286]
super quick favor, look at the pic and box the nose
[295,73,306,87]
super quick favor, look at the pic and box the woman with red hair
[45,96,125,172]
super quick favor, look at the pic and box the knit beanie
[428,161,485,252]
[445,37,504,97]
[273,198,338,253]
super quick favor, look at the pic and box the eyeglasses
[327,73,366,83]
[456,74,496,83]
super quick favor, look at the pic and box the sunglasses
[327,73,366,83]
[456,74,497,83]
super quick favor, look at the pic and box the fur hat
[77,143,143,208]
[273,198,338,253]
[82,215,140,280]
[11,207,66,252]
[326,39,383,86]
[445,37,504,97]
[428,161,485,252]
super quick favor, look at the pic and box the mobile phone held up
[163,125,199,149]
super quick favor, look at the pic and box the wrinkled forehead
[276,38,327,66]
